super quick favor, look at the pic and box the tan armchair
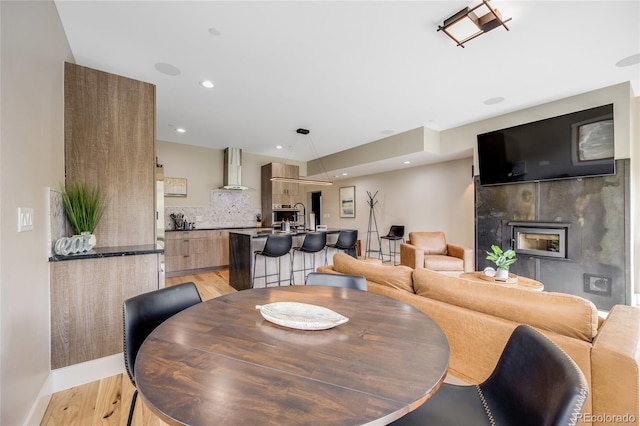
[400,231,474,275]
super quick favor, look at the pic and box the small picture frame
[165,177,188,197]
[339,186,355,218]
[583,273,612,297]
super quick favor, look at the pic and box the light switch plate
[18,207,34,232]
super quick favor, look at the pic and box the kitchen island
[229,229,356,291]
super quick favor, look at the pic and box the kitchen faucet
[293,202,306,231]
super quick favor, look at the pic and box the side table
[459,272,544,292]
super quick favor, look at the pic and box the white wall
[0,1,72,424]
[305,157,475,250]
[157,140,305,210]
[633,95,639,300]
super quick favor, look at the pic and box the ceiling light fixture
[176,127,186,133]
[200,80,215,89]
[437,0,511,48]
[270,128,333,186]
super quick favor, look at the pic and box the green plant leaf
[62,183,106,235]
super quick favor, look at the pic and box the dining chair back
[305,272,367,290]
[123,282,202,426]
[390,324,589,426]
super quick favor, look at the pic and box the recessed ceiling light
[403,161,411,165]
[484,97,505,105]
[176,128,186,133]
[342,173,348,176]
[208,27,221,36]
[616,53,640,67]
[154,62,181,76]
[276,145,283,149]
[200,80,215,89]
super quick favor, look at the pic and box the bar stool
[252,234,292,288]
[291,232,326,284]
[381,225,405,265]
[325,230,358,264]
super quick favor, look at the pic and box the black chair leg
[127,389,138,426]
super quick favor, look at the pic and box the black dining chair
[123,282,202,426]
[390,324,589,426]
[253,234,293,287]
[325,229,358,264]
[291,232,327,283]
[305,272,367,291]
[381,225,405,265]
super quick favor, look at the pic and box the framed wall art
[165,177,188,197]
[339,186,355,218]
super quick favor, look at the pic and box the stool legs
[292,249,324,284]
[253,252,292,288]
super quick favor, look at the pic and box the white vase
[81,232,97,251]
[495,268,509,280]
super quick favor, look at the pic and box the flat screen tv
[477,104,614,186]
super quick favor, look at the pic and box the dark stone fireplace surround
[475,159,630,311]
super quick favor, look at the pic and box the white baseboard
[25,354,125,425]
[51,353,125,392]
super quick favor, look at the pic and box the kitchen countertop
[49,244,163,262]
[230,228,342,239]
[165,226,270,232]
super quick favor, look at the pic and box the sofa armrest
[447,243,475,272]
[400,243,424,269]
[590,304,640,424]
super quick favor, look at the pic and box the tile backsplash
[164,190,261,230]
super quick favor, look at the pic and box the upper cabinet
[261,163,300,226]
[64,62,156,247]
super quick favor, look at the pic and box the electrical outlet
[18,207,34,232]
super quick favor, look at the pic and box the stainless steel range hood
[222,147,250,190]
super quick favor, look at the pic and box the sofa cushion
[332,253,414,293]
[412,268,598,342]
[424,254,464,271]
[409,232,447,255]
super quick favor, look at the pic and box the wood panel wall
[64,62,156,247]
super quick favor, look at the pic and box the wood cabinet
[64,62,156,247]
[261,163,300,226]
[51,253,159,368]
[52,63,159,368]
[165,230,231,276]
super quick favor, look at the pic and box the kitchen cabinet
[261,163,300,226]
[165,229,231,276]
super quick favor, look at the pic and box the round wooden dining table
[135,285,450,426]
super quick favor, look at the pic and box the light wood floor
[40,269,236,426]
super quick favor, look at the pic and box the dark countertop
[230,228,342,239]
[165,226,269,232]
[49,244,163,262]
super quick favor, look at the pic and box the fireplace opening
[509,222,569,259]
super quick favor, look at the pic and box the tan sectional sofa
[318,253,640,426]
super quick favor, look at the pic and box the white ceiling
[54,0,640,178]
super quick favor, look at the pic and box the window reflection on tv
[477,104,615,186]
[572,115,614,164]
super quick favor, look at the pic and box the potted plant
[61,182,106,250]
[486,244,517,280]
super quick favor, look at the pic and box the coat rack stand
[365,191,382,260]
